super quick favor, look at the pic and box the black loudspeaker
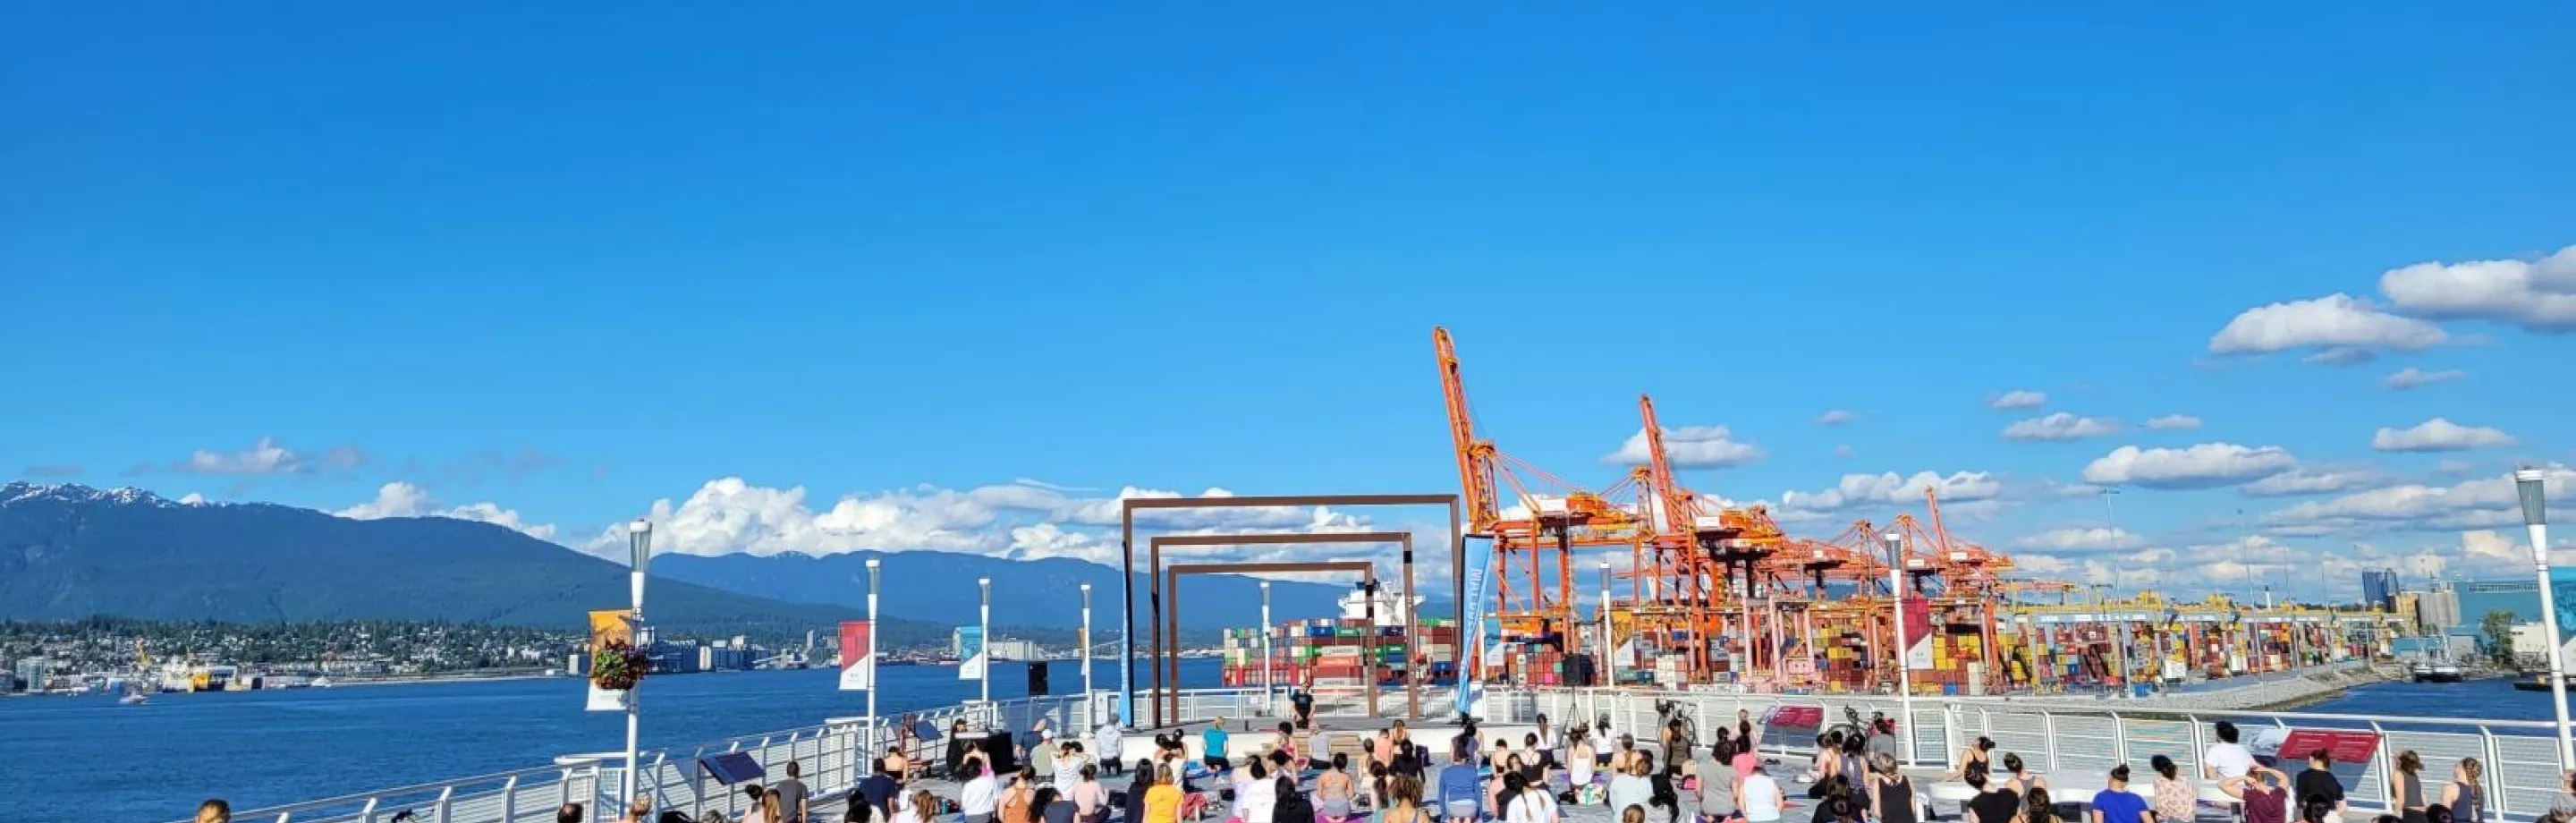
[981,731,1018,774]
[1565,654,1597,687]
[1028,661,1051,696]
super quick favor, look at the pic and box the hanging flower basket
[591,640,651,691]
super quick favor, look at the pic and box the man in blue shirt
[2091,765,2151,823]
[856,759,900,819]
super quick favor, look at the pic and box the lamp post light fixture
[1259,581,1274,703]
[979,577,992,707]
[2518,468,2570,769]
[1882,530,1914,765]
[622,520,653,806]
[1080,582,1095,726]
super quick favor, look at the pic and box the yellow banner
[589,609,633,648]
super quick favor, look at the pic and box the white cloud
[177,437,304,475]
[2371,418,2517,452]
[2143,415,2202,431]
[1602,425,1766,469]
[2013,527,2145,552]
[2378,245,2576,332]
[1780,471,2001,512]
[2263,466,2573,532]
[336,481,557,540]
[1816,410,1858,426]
[2207,293,2447,360]
[2241,468,2387,497]
[2383,367,2466,391]
[576,478,1375,563]
[2080,443,2298,489]
[1833,445,1854,460]
[1987,390,2046,410]
[2001,412,2121,442]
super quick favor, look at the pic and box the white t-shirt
[962,775,1000,816]
[2204,743,2255,779]
[1740,774,1784,822]
[1506,790,1559,823]
[1237,776,1278,823]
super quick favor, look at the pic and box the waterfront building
[15,658,49,692]
[987,639,1039,661]
[2454,568,2576,641]
[2360,569,2398,611]
[2418,583,2462,633]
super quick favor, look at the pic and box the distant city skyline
[4,4,2572,603]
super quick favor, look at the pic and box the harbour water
[12,666,2556,823]
[6,659,1208,823]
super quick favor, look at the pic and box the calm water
[3,659,1213,823]
[13,668,2563,823]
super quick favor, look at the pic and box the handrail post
[2368,721,2392,813]
[501,776,519,823]
[2479,725,2506,819]
[2187,715,2206,778]
[432,786,453,823]
[2113,712,2131,768]
[359,798,378,823]
[2042,710,2061,772]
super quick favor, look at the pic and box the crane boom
[1638,395,1696,536]
[1434,327,1501,532]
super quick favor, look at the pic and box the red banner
[2277,729,2378,765]
[838,621,872,691]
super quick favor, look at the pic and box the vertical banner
[839,621,874,691]
[1902,598,1935,670]
[1455,536,1494,718]
[957,627,987,680]
[585,609,635,712]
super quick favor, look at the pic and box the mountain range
[0,482,1426,642]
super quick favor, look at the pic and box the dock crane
[1436,327,1643,668]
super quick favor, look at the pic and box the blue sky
[4,3,2571,602]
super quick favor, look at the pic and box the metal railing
[1496,686,2563,821]
[182,688,1266,823]
[175,683,2565,823]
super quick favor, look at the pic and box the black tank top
[1879,776,1919,823]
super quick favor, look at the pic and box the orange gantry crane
[1623,394,1792,683]
[1435,327,1644,662]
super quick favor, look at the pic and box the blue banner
[957,627,986,680]
[1455,535,1493,718]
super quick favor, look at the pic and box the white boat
[309,675,334,689]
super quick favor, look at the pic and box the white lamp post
[1081,582,1095,726]
[2518,468,2570,769]
[1260,581,1275,706]
[979,577,992,707]
[867,557,881,751]
[623,520,652,807]
[1598,561,1614,687]
[1883,530,1915,765]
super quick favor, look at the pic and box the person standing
[617,798,654,823]
[198,801,232,823]
[2391,752,2428,823]
[558,803,585,823]
[2089,766,2149,823]
[2295,750,2345,820]
[2148,756,2195,823]
[2220,764,2292,823]
[2203,722,2254,781]
[2439,759,2485,823]
[1740,764,1785,823]
[741,785,776,823]
[775,761,810,823]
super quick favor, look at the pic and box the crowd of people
[191,711,2576,823]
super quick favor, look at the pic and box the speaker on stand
[1028,661,1051,696]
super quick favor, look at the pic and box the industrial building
[2361,569,2399,611]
